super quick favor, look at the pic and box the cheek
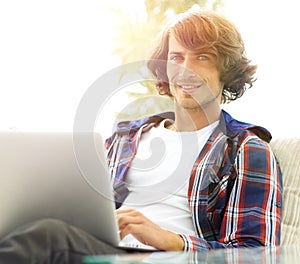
[201,70,221,86]
[166,67,172,82]
[169,83,176,97]
[166,62,181,83]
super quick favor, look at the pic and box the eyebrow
[168,50,214,57]
[168,51,183,55]
[167,51,207,58]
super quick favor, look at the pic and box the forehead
[168,33,185,50]
[168,33,213,56]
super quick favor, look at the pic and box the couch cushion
[270,138,300,245]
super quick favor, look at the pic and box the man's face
[167,33,223,110]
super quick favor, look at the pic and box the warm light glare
[0,0,299,139]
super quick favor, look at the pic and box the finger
[116,208,139,216]
[116,209,144,223]
[118,215,138,228]
[117,213,144,230]
[119,223,145,240]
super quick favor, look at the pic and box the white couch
[270,138,300,245]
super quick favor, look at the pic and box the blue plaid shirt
[105,110,282,251]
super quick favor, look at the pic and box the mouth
[176,83,202,94]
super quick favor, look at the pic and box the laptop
[0,132,156,251]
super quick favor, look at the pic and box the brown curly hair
[147,10,257,104]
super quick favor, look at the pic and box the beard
[171,83,223,111]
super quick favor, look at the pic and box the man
[109,10,282,251]
[0,10,282,262]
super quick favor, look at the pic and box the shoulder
[105,112,175,149]
[220,110,275,167]
[222,110,272,144]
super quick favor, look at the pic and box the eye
[169,55,183,63]
[198,55,209,61]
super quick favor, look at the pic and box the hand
[116,208,184,251]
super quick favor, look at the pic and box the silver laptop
[0,132,156,251]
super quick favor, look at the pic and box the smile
[177,84,202,93]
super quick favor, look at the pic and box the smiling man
[165,33,223,130]
[0,10,282,263]
[112,10,282,251]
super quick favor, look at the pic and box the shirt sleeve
[181,137,283,251]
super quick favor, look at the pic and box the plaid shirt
[105,110,282,251]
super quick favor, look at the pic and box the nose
[180,59,197,77]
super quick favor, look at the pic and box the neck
[172,103,221,132]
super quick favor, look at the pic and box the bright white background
[223,0,300,139]
[0,0,299,139]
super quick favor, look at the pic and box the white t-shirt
[120,119,219,243]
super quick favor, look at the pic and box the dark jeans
[0,219,128,264]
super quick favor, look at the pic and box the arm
[181,137,282,251]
